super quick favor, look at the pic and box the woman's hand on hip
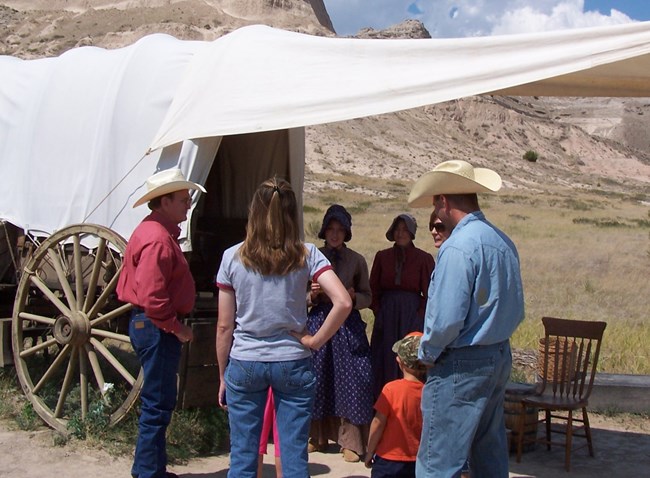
[290,328,321,351]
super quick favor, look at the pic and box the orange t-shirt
[374,378,423,461]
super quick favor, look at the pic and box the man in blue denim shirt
[408,160,525,478]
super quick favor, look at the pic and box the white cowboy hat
[133,168,206,208]
[408,160,502,208]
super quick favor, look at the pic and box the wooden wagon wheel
[12,224,143,433]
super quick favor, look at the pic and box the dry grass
[303,172,650,374]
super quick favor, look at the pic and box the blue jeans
[416,341,511,478]
[225,357,316,478]
[129,312,182,478]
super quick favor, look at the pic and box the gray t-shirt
[216,242,332,361]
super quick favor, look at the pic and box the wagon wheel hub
[53,312,90,345]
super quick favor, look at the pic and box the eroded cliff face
[0,0,334,58]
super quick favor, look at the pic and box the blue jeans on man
[225,357,316,478]
[416,340,511,478]
[130,311,182,478]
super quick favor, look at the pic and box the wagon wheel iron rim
[12,224,143,433]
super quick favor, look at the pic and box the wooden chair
[515,316,607,471]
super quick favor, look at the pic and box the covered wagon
[1,22,650,433]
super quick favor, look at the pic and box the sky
[322,0,650,37]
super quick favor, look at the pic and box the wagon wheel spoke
[91,328,132,343]
[54,347,79,419]
[79,347,89,420]
[32,344,71,394]
[18,337,58,358]
[82,238,106,313]
[90,337,137,386]
[17,312,56,326]
[86,264,123,320]
[90,300,131,328]
[13,224,142,433]
[84,342,106,393]
[73,234,85,310]
[45,248,78,312]
[29,274,72,318]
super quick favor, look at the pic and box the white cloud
[323,0,635,37]
[490,1,633,36]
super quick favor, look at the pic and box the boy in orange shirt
[364,332,425,478]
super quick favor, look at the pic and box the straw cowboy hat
[408,160,502,208]
[133,168,206,208]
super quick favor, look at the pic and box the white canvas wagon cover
[1,22,650,241]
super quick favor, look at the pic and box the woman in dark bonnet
[307,204,373,463]
[369,213,434,400]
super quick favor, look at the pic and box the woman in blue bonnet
[307,204,373,463]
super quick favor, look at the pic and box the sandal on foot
[342,448,360,462]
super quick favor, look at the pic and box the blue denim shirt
[419,211,525,365]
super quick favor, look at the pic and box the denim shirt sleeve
[419,244,473,365]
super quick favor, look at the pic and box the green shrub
[167,406,230,463]
[523,150,538,162]
[16,402,41,431]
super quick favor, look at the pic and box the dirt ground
[1,412,649,477]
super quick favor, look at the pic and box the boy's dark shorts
[371,456,416,478]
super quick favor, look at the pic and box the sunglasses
[429,222,446,233]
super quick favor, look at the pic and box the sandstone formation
[0,0,334,58]
[355,19,431,39]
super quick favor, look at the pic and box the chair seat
[523,394,588,410]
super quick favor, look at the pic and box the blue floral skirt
[307,303,373,425]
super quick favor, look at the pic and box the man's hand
[175,323,194,343]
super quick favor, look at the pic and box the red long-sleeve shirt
[117,210,195,334]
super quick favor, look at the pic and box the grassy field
[303,172,650,375]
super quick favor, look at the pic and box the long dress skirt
[370,290,423,400]
[307,303,374,428]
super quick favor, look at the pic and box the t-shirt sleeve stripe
[313,264,333,282]
[216,281,234,291]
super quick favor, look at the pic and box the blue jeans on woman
[416,340,511,478]
[225,357,316,478]
[129,311,182,478]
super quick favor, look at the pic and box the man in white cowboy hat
[408,160,524,478]
[117,167,206,478]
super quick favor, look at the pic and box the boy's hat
[392,331,424,370]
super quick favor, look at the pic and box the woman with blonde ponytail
[216,177,352,478]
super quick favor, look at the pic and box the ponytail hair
[238,177,307,275]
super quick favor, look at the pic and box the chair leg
[565,410,573,472]
[583,407,594,457]
[545,409,551,451]
[516,401,525,463]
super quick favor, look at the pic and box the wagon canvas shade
[149,22,650,150]
[1,22,650,242]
